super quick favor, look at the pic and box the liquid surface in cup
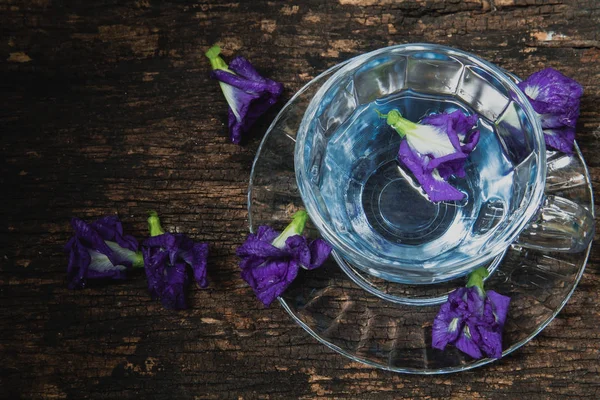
[316,91,525,264]
[299,49,541,281]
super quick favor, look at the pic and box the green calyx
[376,109,419,138]
[271,210,309,249]
[466,267,489,296]
[133,251,144,269]
[205,45,229,71]
[147,211,165,237]
[104,240,145,269]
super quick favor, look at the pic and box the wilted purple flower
[379,109,480,203]
[206,45,284,144]
[64,216,143,289]
[142,211,209,310]
[432,268,510,359]
[237,210,332,306]
[518,68,583,153]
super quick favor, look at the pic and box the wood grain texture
[1,0,599,398]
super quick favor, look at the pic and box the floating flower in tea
[378,109,480,203]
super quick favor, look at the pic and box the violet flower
[142,211,209,310]
[64,216,143,289]
[206,45,284,144]
[379,109,480,203]
[518,67,583,154]
[432,267,510,359]
[237,210,332,306]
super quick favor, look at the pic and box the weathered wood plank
[1,0,600,399]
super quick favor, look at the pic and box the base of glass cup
[334,250,506,306]
[362,161,458,245]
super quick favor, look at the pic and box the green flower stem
[148,211,165,237]
[133,252,144,268]
[376,109,419,139]
[205,45,230,72]
[271,210,309,249]
[466,267,489,296]
[105,240,145,269]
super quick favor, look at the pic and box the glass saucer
[247,62,594,374]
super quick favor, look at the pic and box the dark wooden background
[2,0,599,398]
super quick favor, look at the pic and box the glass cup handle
[516,195,595,253]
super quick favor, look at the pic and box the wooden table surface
[2,1,600,398]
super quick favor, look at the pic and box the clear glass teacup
[295,43,594,285]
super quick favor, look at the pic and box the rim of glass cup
[294,43,547,281]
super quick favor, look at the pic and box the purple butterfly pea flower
[64,216,143,290]
[518,67,583,154]
[206,45,284,144]
[379,109,480,203]
[432,267,510,359]
[142,211,209,310]
[237,210,332,306]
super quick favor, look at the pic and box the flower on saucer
[64,216,143,289]
[432,267,510,359]
[518,67,583,153]
[142,211,209,310]
[237,210,332,306]
[206,45,284,144]
[378,109,480,203]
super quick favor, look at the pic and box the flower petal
[426,150,467,171]
[284,235,311,268]
[143,233,178,250]
[241,259,299,306]
[142,246,168,300]
[486,290,511,326]
[142,229,209,309]
[307,239,332,270]
[464,286,485,317]
[187,242,209,288]
[212,69,282,96]
[543,127,576,154]
[398,141,465,202]
[230,56,283,97]
[255,225,280,243]
[239,255,267,271]
[421,110,478,147]
[214,77,261,121]
[66,238,92,289]
[455,324,483,359]
[210,61,283,145]
[87,249,127,274]
[432,301,464,350]
[518,66,583,153]
[518,68,583,114]
[71,218,113,258]
[538,109,579,129]
[460,129,480,154]
[474,323,503,359]
[405,124,458,158]
[91,216,139,252]
[160,262,189,310]
[66,216,138,289]
[236,232,286,259]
